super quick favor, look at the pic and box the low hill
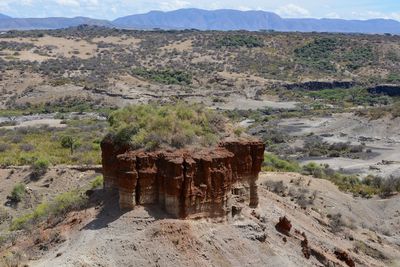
[0,16,112,30]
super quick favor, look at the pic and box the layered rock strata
[101,138,265,218]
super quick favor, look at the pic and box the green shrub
[214,35,264,48]
[31,158,49,178]
[302,162,325,178]
[90,175,104,189]
[107,103,226,150]
[60,135,77,154]
[262,153,301,172]
[343,45,375,70]
[9,184,26,203]
[132,68,192,85]
[294,38,339,71]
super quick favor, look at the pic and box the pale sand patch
[162,39,193,52]
[2,119,66,129]
[0,36,98,59]
[91,36,141,47]
[191,54,219,64]
[1,49,51,62]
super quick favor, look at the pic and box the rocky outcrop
[334,249,355,267]
[368,84,400,96]
[301,232,311,259]
[101,138,265,218]
[275,216,292,236]
[284,81,355,91]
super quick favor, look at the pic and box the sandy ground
[0,36,98,60]
[218,96,298,110]
[25,172,400,267]
[91,36,141,47]
[278,113,400,178]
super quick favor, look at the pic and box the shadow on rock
[82,189,128,230]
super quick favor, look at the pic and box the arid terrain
[0,27,400,266]
[2,171,400,267]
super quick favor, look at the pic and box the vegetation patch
[31,158,50,179]
[90,175,104,189]
[355,101,400,119]
[10,190,87,231]
[9,184,26,203]
[294,38,340,71]
[214,35,264,48]
[107,103,227,150]
[343,45,375,70]
[305,87,391,107]
[0,118,106,166]
[301,135,367,159]
[262,153,385,198]
[262,153,301,172]
[132,68,192,85]
[7,96,114,115]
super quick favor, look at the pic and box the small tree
[61,136,77,155]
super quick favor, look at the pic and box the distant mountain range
[0,13,11,19]
[1,8,400,34]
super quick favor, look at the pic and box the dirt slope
[27,172,400,267]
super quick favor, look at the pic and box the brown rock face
[301,232,311,259]
[334,249,355,267]
[101,138,265,218]
[275,216,292,236]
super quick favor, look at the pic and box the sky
[0,0,399,21]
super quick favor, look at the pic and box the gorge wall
[101,138,265,218]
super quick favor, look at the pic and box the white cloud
[351,10,400,21]
[237,6,251,11]
[56,0,80,7]
[159,0,190,11]
[276,4,310,18]
[326,12,341,19]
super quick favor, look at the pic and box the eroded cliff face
[368,84,400,96]
[101,138,265,218]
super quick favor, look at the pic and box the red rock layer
[101,137,265,218]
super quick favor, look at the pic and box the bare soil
[10,172,398,267]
